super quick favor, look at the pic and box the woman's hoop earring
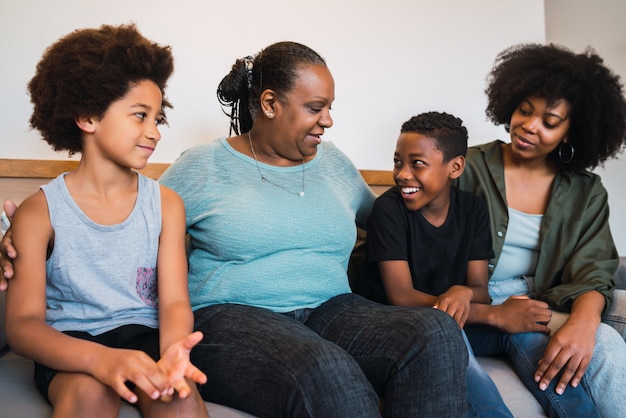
[558,142,575,163]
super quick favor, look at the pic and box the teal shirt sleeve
[457,141,618,313]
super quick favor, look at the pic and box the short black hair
[485,43,626,171]
[401,112,468,162]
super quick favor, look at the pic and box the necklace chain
[248,131,306,197]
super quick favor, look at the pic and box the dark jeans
[191,293,467,417]
[465,325,600,418]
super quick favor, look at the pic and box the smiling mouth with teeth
[401,187,421,195]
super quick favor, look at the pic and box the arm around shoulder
[0,200,20,288]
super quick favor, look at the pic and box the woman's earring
[266,112,274,118]
[558,141,574,163]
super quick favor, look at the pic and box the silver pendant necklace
[248,131,306,197]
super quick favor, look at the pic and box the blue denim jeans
[582,321,626,418]
[547,295,626,418]
[465,325,599,418]
[462,331,513,417]
[551,289,626,418]
[191,293,468,418]
[602,289,626,339]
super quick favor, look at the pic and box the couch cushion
[478,356,546,418]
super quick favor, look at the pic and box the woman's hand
[534,291,603,395]
[157,331,207,400]
[433,285,473,328]
[534,318,595,395]
[0,200,18,291]
[492,296,552,334]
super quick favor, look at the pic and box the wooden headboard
[0,158,394,205]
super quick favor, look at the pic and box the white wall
[1,0,544,168]
[1,1,623,253]
[545,0,626,254]
[3,1,622,252]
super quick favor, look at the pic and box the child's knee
[50,373,119,417]
[141,385,209,418]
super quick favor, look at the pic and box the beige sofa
[2,258,625,418]
[1,159,624,417]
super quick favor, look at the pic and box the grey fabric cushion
[0,352,51,418]
[477,356,546,417]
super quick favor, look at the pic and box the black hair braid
[217,57,253,135]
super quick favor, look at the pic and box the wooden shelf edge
[0,159,170,180]
[0,158,394,186]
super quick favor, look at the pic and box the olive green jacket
[457,140,618,313]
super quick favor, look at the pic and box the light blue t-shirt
[42,173,161,335]
[160,138,375,313]
[489,207,542,304]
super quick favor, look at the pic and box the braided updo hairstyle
[217,41,326,135]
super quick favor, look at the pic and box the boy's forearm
[388,289,438,307]
[466,302,498,326]
[467,284,491,304]
[159,301,195,354]
[8,317,108,374]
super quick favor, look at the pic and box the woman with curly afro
[458,43,626,418]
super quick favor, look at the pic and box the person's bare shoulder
[159,185,185,218]
[14,191,48,224]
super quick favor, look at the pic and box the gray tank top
[42,172,161,335]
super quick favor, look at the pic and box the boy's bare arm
[156,185,207,398]
[465,259,491,304]
[380,260,475,327]
[378,260,437,307]
[156,186,194,350]
[6,191,55,358]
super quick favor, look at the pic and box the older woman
[1,41,468,417]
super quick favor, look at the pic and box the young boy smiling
[354,112,512,417]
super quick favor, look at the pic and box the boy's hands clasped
[92,347,172,404]
[158,331,207,400]
[91,331,206,404]
[433,285,473,328]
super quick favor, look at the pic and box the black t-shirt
[354,186,494,304]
